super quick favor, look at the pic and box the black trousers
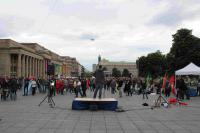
[32,87,36,95]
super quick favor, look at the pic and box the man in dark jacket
[179,78,189,100]
[23,78,29,96]
[8,77,18,100]
[81,78,87,97]
[93,65,105,99]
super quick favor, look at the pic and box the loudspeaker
[47,65,55,75]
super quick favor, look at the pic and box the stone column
[33,58,35,77]
[40,60,43,78]
[38,60,41,78]
[43,60,46,78]
[27,56,29,77]
[35,58,38,77]
[28,56,31,77]
[17,54,22,77]
[24,56,27,77]
[34,58,36,77]
[21,55,25,77]
[31,57,33,76]
[38,59,40,77]
[38,60,40,78]
[26,56,29,77]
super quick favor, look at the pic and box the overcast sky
[0,0,200,70]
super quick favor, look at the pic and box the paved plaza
[1,91,200,133]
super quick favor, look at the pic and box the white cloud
[0,0,200,70]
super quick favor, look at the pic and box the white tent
[175,62,200,75]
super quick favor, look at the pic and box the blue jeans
[93,83,103,98]
[75,86,83,97]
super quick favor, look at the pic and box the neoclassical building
[0,39,83,78]
[93,56,138,77]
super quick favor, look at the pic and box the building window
[10,54,18,76]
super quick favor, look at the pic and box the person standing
[179,77,189,100]
[31,79,37,96]
[23,78,29,96]
[141,80,148,99]
[165,80,171,97]
[110,78,116,95]
[126,79,132,96]
[75,79,83,98]
[117,78,124,98]
[81,78,87,97]
[93,65,105,99]
[8,77,18,100]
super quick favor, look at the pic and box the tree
[136,28,200,77]
[137,50,167,78]
[112,68,121,77]
[102,67,107,71]
[84,71,93,78]
[168,28,200,72]
[122,69,130,77]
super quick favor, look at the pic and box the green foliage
[122,69,130,77]
[83,71,93,78]
[137,28,200,77]
[168,28,200,72]
[102,67,107,71]
[112,68,121,77]
[137,50,166,78]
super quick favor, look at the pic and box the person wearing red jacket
[86,78,90,90]
[56,79,61,94]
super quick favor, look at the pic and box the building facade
[60,56,82,77]
[93,56,138,77]
[0,39,83,78]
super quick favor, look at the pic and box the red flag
[169,75,176,95]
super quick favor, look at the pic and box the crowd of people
[1,73,200,102]
[0,76,150,101]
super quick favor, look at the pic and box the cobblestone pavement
[1,90,200,133]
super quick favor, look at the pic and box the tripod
[153,88,168,108]
[38,86,55,107]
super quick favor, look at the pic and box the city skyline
[0,0,200,70]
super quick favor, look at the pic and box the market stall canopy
[175,62,200,75]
